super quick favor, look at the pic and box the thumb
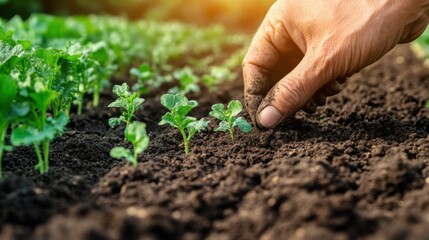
[257,51,338,129]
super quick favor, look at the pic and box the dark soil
[1,45,429,240]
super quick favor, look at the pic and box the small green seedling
[110,121,149,167]
[209,100,252,141]
[108,83,144,128]
[159,93,209,155]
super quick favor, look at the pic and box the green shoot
[110,121,149,167]
[209,100,252,141]
[108,83,145,128]
[159,94,209,155]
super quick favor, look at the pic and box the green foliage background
[0,0,275,30]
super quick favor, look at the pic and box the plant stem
[43,140,49,174]
[132,145,138,167]
[229,128,235,142]
[77,101,83,115]
[0,122,7,179]
[180,129,189,155]
[93,84,100,107]
[33,143,44,174]
[229,119,235,142]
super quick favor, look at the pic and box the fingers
[256,51,339,129]
[243,12,289,124]
[310,78,344,108]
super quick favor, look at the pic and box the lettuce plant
[209,100,252,141]
[110,121,149,167]
[159,94,209,155]
[108,83,145,128]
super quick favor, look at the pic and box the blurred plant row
[0,0,275,30]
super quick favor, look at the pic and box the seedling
[159,94,209,155]
[209,100,252,141]
[108,83,145,128]
[110,121,149,167]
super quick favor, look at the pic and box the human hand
[243,0,429,129]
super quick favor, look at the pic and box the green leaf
[108,98,126,108]
[11,126,47,145]
[177,104,196,116]
[138,64,152,79]
[11,102,30,117]
[126,122,149,154]
[234,117,253,133]
[132,97,145,108]
[108,117,123,128]
[0,74,17,108]
[160,93,181,110]
[49,113,69,132]
[214,121,229,132]
[112,83,130,97]
[159,113,176,127]
[110,147,133,162]
[187,118,209,137]
[29,90,57,113]
[227,100,243,116]
[209,103,226,120]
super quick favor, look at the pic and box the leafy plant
[110,121,149,167]
[209,100,252,141]
[159,94,209,155]
[108,83,145,128]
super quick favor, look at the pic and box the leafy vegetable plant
[108,83,145,128]
[110,121,149,167]
[209,100,252,141]
[159,94,209,155]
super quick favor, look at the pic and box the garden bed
[1,45,429,240]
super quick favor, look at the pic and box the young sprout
[110,121,149,167]
[159,93,209,155]
[108,83,144,128]
[209,100,252,141]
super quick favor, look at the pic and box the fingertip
[257,106,282,129]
